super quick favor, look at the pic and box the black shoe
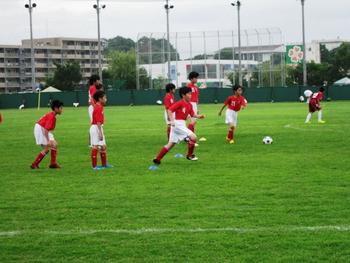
[153,159,161,165]
[186,155,198,161]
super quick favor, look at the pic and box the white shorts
[169,120,194,144]
[225,109,238,127]
[164,110,175,125]
[90,125,106,146]
[34,123,54,145]
[88,105,94,122]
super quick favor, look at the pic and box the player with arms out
[305,87,326,124]
[31,100,63,169]
[164,83,176,139]
[153,87,205,165]
[218,85,247,144]
[90,90,112,170]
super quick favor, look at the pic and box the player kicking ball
[305,87,326,124]
[153,87,205,165]
[218,85,247,144]
[31,100,63,169]
[90,90,112,170]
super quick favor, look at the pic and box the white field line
[1,225,350,237]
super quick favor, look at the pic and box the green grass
[0,101,350,262]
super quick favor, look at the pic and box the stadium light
[93,0,106,82]
[164,0,174,82]
[25,0,37,92]
[300,0,307,86]
[231,1,242,86]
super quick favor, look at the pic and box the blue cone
[149,165,159,171]
[174,153,184,158]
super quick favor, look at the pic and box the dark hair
[93,90,106,102]
[166,83,176,93]
[89,74,100,86]
[233,85,244,92]
[179,87,192,98]
[188,71,199,80]
[51,100,63,111]
[319,87,325,92]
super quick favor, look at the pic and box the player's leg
[31,125,50,169]
[153,142,175,165]
[167,124,171,140]
[317,107,325,123]
[305,112,313,123]
[187,133,198,160]
[188,103,198,132]
[91,145,99,169]
[227,124,235,144]
[49,139,60,169]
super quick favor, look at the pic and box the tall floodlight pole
[165,1,174,82]
[93,0,106,81]
[25,0,37,91]
[231,1,242,86]
[301,0,307,86]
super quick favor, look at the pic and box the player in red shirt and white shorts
[153,87,205,165]
[164,83,176,139]
[218,85,247,144]
[31,100,63,169]
[88,75,102,122]
[186,71,206,133]
[90,90,112,170]
[305,87,326,124]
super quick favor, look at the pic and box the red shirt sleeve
[169,101,181,113]
[93,106,104,123]
[44,113,56,131]
[224,97,231,105]
[241,96,247,107]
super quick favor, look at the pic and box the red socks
[100,147,107,167]
[50,147,57,165]
[91,148,98,168]
[32,151,48,167]
[188,123,195,132]
[228,128,234,140]
[187,139,196,157]
[167,127,171,139]
[156,147,169,161]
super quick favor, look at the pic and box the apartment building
[0,37,105,93]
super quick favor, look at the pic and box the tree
[105,36,135,54]
[334,43,350,74]
[46,62,82,91]
[107,50,149,90]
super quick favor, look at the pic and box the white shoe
[187,155,198,161]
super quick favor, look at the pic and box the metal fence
[136,28,286,90]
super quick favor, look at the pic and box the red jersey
[169,100,195,121]
[91,104,104,125]
[224,95,247,112]
[310,91,323,104]
[164,93,175,110]
[89,85,97,105]
[187,82,199,103]
[37,112,56,131]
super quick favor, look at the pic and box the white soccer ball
[19,104,25,110]
[156,100,162,105]
[299,96,305,102]
[263,136,273,145]
[304,90,313,98]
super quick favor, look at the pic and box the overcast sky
[1,0,349,45]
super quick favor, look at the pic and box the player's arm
[43,128,52,146]
[97,122,103,141]
[193,113,205,119]
[218,99,229,116]
[241,97,247,110]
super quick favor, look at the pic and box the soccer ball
[263,136,273,145]
[299,96,305,102]
[304,90,313,98]
[156,100,162,105]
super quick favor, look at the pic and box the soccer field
[0,101,350,262]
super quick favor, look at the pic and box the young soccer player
[88,74,102,122]
[305,87,326,124]
[153,87,205,165]
[90,90,112,170]
[218,85,247,144]
[186,71,202,132]
[31,100,63,169]
[164,83,176,139]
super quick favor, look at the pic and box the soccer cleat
[229,140,235,144]
[49,163,61,169]
[305,121,311,124]
[195,143,199,147]
[318,120,326,124]
[153,159,161,165]
[199,137,207,142]
[103,164,113,168]
[93,166,105,170]
[186,155,198,161]
[30,164,39,169]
